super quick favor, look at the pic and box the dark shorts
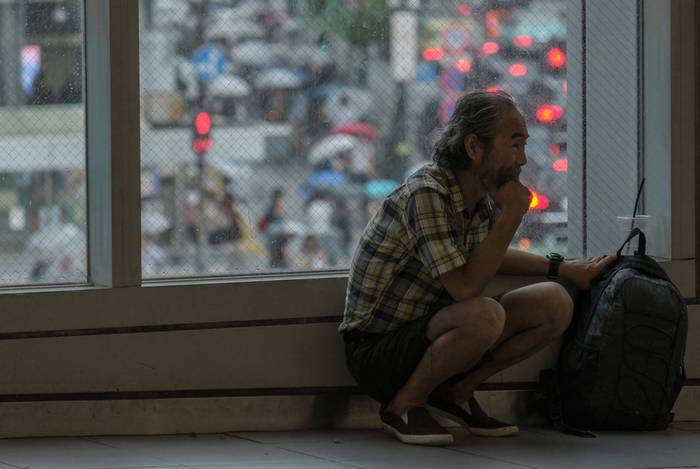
[343,293,503,404]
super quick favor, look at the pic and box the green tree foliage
[306,0,390,49]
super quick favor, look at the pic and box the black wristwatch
[546,252,564,280]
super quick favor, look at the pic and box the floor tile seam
[0,461,27,469]
[445,446,540,469]
[632,466,700,469]
[83,465,194,469]
[79,435,181,466]
[669,427,700,434]
[226,433,366,468]
[80,436,120,448]
[257,444,367,469]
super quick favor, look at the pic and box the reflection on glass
[139,0,567,278]
[0,0,86,285]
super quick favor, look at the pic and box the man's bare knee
[540,282,574,336]
[453,297,505,346]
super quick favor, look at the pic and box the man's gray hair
[432,90,517,170]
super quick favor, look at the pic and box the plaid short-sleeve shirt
[338,163,498,335]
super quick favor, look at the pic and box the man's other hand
[560,256,619,291]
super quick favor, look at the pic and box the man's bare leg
[446,282,574,403]
[386,297,506,416]
[386,282,573,417]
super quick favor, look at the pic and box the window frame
[0,0,695,339]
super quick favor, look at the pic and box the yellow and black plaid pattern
[339,164,497,335]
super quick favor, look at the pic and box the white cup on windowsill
[616,215,653,256]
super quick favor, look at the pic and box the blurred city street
[0,0,569,284]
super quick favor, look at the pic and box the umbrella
[254,68,306,90]
[209,74,251,97]
[25,222,87,281]
[364,179,400,199]
[308,134,358,165]
[323,87,374,125]
[331,121,379,143]
[230,0,268,20]
[232,40,279,68]
[142,209,171,236]
[307,169,348,190]
[206,19,264,42]
[268,219,306,237]
[285,44,334,68]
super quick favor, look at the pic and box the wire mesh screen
[0,0,86,285]
[139,0,568,277]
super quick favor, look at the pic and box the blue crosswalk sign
[192,44,226,82]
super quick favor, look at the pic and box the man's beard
[495,166,521,188]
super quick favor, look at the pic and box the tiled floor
[0,423,699,469]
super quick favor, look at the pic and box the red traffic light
[482,41,499,55]
[535,104,563,123]
[193,111,212,154]
[546,47,566,68]
[509,63,527,77]
[194,111,211,135]
[423,48,444,61]
[193,138,213,153]
[513,35,533,48]
[529,190,550,210]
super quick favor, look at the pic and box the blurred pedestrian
[142,233,165,277]
[207,193,241,245]
[306,190,344,264]
[257,188,285,234]
[183,184,200,245]
[292,234,330,270]
[269,233,292,269]
[29,71,54,105]
[326,93,356,128]
[59,73,82,104]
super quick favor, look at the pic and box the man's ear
[464,134,482,165]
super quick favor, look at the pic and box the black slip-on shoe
[427,396,519,437]
[379,406,454,446]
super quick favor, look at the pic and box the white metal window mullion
[85,0,142,287]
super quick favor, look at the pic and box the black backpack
[538,228,688,436]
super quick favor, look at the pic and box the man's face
[480,108,529,188]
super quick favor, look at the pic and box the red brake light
[553,159,568,172]
[513,35,533,48]
[509,63,527,77]
[485,87,499,93]
[546,47,566,68]
[423,48,444,61]
[194,112,211,135]
[456,4,471,16]
[549,143,561,156]
[456,59,471,73]
[535,104,563,123]
[485,10,501,38]
[529,190,550,210]
[482,42,499,55]
[193,139,213,153]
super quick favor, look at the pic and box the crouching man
[338,91,615,445]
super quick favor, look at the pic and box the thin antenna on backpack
[630,178,645,233]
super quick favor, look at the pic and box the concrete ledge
[0,387,696,439]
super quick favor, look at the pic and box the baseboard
[0,387,696,439]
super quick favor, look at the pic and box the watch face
[548,252,563,262]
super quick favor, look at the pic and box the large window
[138,0,569,278]
[0,1,664,285]
[0,0,86,286]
